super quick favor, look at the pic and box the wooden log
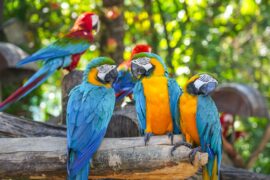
[0,136,208,179]
[0,112,66,138]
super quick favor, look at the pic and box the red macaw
[112,44,152,102]
[0,12,99,111]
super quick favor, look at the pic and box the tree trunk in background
[0,0,6,41]
[144,0,159,53]
[100,0,124,65]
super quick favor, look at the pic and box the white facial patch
[132,57,153,71]
[91,15,99,26]
[194,74,218,90]
[97,64,116,81]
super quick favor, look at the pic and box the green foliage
[2,0,270,174]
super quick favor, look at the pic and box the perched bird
[66,57,117,180]
[131,52,181,145]
[0,12,100,111]
[171,74,222,180]
[113,44,152,102]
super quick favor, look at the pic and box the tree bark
[100,0,125,65]
[0,136,208,179]
[0,113,66,138]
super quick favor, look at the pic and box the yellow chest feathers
[142,76,173,134]
[179,93,200,145]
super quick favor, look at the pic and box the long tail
[68,163,89,180]
[67,151,90,180]
[203,155,219,180]
[0,67,56,111]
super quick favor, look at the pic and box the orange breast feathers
[142,76,173,135]
[179,93,200,145]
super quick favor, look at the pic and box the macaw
[0,12,100,111]
[131,52,181,145]
[66,57,117,180]
[171,74,222,180]
[113,44,152,102]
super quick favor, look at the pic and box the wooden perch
[0,112,66,137]
[0,136,208,179]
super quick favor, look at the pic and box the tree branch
[156,0,174,72]
[0,136,208,179]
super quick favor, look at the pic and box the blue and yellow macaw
[66,57,117,180]
[0,12,100,111]
[113,44,152,102]
[131,52,181,145]
[171,74,222,180]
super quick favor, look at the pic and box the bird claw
[144,133,153,146]
[167,132,174,145]
[170,141,193,156]
[188,146,202,165]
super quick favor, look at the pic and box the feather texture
[67,82,115,179]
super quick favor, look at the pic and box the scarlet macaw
[0,12,100,111]
[67,57,117,180]
[113,44,152,102]
[171,74,222,180]
[131,52,181,145]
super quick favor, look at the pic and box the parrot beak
[199,81,218,95]
[131,62,146,79]
[97,65,118,84]
[106,66,118,83]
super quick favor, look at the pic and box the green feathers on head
[83,57,115,82]
[132,52,168,76]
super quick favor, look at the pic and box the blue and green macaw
[0,12,100,111]
[171,74,222,180]
[131,52,181,145]
[66,57,117,180]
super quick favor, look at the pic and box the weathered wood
[0,112,66,138]
[61,71,140,137]
[220,165,270,180]
[0,136,208,179]
[211,83,268,118]
[0,42,37,83]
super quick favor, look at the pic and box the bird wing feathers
[66,83,115,176]
[17,37,90,66]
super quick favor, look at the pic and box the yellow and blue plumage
[172,74,222,180]
[132,52,181,144]
[66,57,117,180]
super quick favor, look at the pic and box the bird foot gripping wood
[144,132,153,146]
[167,132,174,145]
[171,141,193,156]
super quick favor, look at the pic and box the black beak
[104,67,118,83]
[131,63,146,79]
[199,82,218,95]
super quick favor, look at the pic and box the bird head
[71,12,100,35]
[131,52,168,80]
[84,57,118,87]
[130,44,152,59]
[185,73,218,96]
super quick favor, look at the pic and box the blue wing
[113,70,135,102]
[17,37,90,66]
[167,78,182,134]
[133,81,146,134]
[196,96,222,176]
[66,83,115,177]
